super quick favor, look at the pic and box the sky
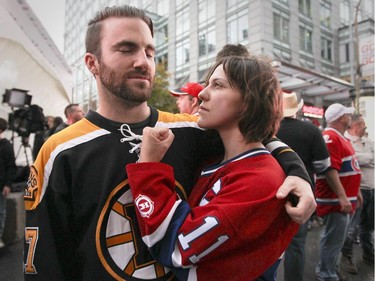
[27,0,65,53]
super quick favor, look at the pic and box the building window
[273,0,289,5]
[176,39,190,69]
[227,0,247,9]
[199,0,216,25]
[321,37,332,61]
[176,7,190,38]
[299,0,311,17]
[157,0,169,16]
[227,11,249,44]
[176,0,189,9]
[363,0,374,20]
[299,25,313,53]
[199,26,216,57]
[340,0,350,26]
[273,12,290,44]
[155,25,168,47]
[320,0,331,28]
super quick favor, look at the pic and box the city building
[64,0,374,136]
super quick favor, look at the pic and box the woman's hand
[139,127,175,163]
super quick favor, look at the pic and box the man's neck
[329,125,346,135]
[97,100,151,124]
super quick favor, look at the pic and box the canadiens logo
[135,194,154,218]
[351,156,361,173]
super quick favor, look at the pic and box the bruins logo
[25,166,38,202]
[96,180,176,281]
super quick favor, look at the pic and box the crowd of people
[0,4,372,281]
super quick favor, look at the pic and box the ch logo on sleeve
[135,194,154,218]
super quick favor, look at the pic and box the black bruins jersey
[24,108,308,281]
[24,108,221,281]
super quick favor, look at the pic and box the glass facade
[63,0,372,111]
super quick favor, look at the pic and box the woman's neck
[219,128,264,163]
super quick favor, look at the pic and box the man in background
[169,82,203,115]
[277,92,332,281]
[315,103,361,281]
[339,114,374,274]
[0,118,17,248]
[54,103,85,133]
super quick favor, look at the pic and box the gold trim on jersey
[156,111,201,129]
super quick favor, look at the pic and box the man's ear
[84,53,99,76]
[191,97,200,106]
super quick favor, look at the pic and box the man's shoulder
[156,110,200,129]
[157,110,198,121]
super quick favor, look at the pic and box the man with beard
[24,5,315,281]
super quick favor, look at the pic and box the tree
[148,63,178,113]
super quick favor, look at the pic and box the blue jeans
[283,222,309,281]
[316,212,350,281]
[342,189,374,259]
[0,192,6,238]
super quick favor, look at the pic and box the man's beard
[98,61,153,103]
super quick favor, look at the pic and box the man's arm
[264,137,316,224]
[24,146,68,280]
[325,168,353,213]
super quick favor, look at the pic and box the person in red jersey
[315,103,361,281]
[127,55,299,280]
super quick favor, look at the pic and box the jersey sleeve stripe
[142,199,183,247]
[39,129,110,206]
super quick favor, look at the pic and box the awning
[273,60,354,103]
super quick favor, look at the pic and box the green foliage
[148,63,178,113]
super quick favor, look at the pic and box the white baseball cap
[325,103,355,123]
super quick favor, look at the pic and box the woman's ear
[84,53,99,76]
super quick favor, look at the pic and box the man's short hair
[216,44,250,61]
[86,5,154,59]
[0,117,8,132]
[64,104,80,118]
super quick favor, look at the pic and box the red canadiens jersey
[127,148,299,281]
[315,128,361,217]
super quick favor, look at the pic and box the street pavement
[0,221,373,281]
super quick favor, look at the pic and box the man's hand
[338,195,353,214]
[139,127,175,163]
[276,176,316,224]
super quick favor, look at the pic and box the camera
[3,88,45,137]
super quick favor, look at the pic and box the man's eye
[146,51,155,58]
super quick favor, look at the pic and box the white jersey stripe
[142,199,182,247]
[40,129,111,203]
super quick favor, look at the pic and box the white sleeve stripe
[40,129,111,203]
[142,199,182,247]
[265,140,286,153]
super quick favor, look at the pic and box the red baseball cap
[169,82,204,98]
